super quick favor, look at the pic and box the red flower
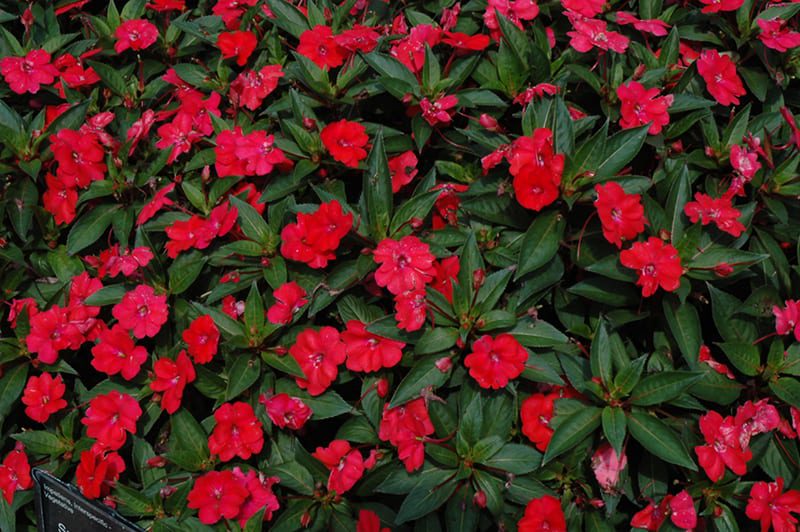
[373,236,436,295]
[217,31,256,66]
[394,289,428,332]
[699,345,735,379]
[746,477,800,532]
[509,128,565,211]
[87,245,154,279]
[774,300,800,341]
[562,0,606,17]
[616,81,673,135]
[379,398,434,472]
[22,373,68,423]
[735,399,780,449]
[431,256,460,302]
[280,200,353,269]
[684,192,746,237]
[136,183,175,225]
[0,447,31,505]
[91,324,148,380]
[616,12,670,36]
[390,24,442,72]
[112,284,169,339]
[758,18,800,52]
[0,49,58,94]
[432,183,468,228]
[81,390,142,451]
[187,470,249,525]
[342,320,406,373]
[150,350,196,414]
[235,130,290,176]
[464,334,528,389]
[229,64,284,110]
[698,0,743,13]
[518,495,567,532]
[75,449,125,500]
[50,129,106,188]
[114,19,159,53]
[231,468,281,527]
[42,173,78,225]
[420,95,459,126]
[321,119,369,168]
[335,25,380,53]
[208,402,264,462]
[730,144,761,180]
[147,0,185,11]
[567,14,629,54]
[694,411,752,482]
[669,490,698,529]
[357,509,390,532]
[298,25,346,69]
[620,237,682,297]
[389,151,419,193]
[441,31,490,52]
[697,49,746,106]
[290,327,347,396]
[26,306,83,364]
[631,491,696,531]
[182,315,220,364]
[260,393,312,430]
[483,0,539,40]
[267,282,308,325]
[521,392,557,451]
[594,182,646,248]
[312,440,364,494]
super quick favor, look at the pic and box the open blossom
[615,12,670,36]
[86,245,154,278]
[698,0,743,13]
[389,151,419,193]
[182,315,220,364]
[187,470,249,525]
[483,0,539,40]
[518,495,567,532]
[562,0,606,17]
[50,129,106,187]
[684,192,746,237]
[75,449,124,500]
[208,402,264,461]
[509,128,564,211]
[81,391,142,451]
[746,477,800,532]
[335,24,380,53]
[136,183,175,225]
[774,300,800,341]
[280,200,353,269]
[313,440,364,494]
[0,447,31,505]
[43,172,78,225]
[22,373,67,423]
[441,31,490,52]
[464,334,528,389]
[730,144,761,180]
[390,24,442,72]
[695,411,752,482]
[592,444,627,492]
[267,282,308,325]
[298,25,346,69]
[697,49,746,106]
[631,491,697,530]
[114,19,159,53]
[735,399,780,449]
[150,350,196,414]
[431,256,459,303]
[26,306,83,364]
[217,30,256,66]
[321,119,369,168]
[620,237,682,297]
[358,510,390,532]
[521,392,557,451]
[379,399,434,472]
[290,327,347,396]
[420,95,458,126]
[373,236,436,295]
[229,64,284,110]
[260,393,312,430]
[594,182,646,248]
[567,14,629,54]
[91,325,148,380]
[616,81,673,135]
[0,49,58,94]
[232,468,281,527]
[758,18,800,52]
[342,320,406,372]
[112,284,169,339]
[394,289,428,332]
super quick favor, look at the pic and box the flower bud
[473,490,487,508]
[302,117,317,131]
[714,263,733,277]
[435,357,452,372]
[479,113,500,132]
[146,456,167,468]
[472,268,485,290]
[160,486,177,498]
[300,510,313,528]
[376,377,389,397]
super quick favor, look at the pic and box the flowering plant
[1,0,800,530]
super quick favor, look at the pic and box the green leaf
[516,211,565,279]
[390,190,440,235]
[7,178,37,240]
[363,130,393,240]
[718,342,761,377]
[662,298,701,368]
[167,409,209,471]
[225,357,261,400]
[66,204,120,254]
[630,372,703,406]
[395,474,458,524]
[87,60,129,97]
[480,443,542,474]
[264,461,316,495]
[390,355,451,407]
[12,431,67,455]
[262,350,307,379]
[168,250,206,295]
[590,320,613,387]
[770,378,800,409]
[602,406,626,456]
[509,318,568,348]
[595,125,649,178]
[415,327,458,355]
[542,407,601,464]
[626,411,696,470]
[230,196,272,246]
[0,364,27,425]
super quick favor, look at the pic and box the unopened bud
[479,113,500,132]
[160,486,177,498]
[146,456,167,468]
[376,377,389,398]
[714,263,733,277]
[300,510,312,528]
[472,268,485,290]
[302,117,317,131]
[435,357,452,372]
[473,490,487,508]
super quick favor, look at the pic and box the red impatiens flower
[289,327,347,396]
[231,468,281,527]
[342,320,406,373]
[267,282,308,325]
[298,25,346,69]
[562,0,606,17]
[0,49,58,94]
[357,509,390,532]
[735,399,780,449]
[50,128,107,188]
[431,256,460,303]
[150,350,196,414]
[136,183,175,225]
[730,144,761,180]
[441,31,491,52]
[379,398,434,472]
[235,130,290,176]
[631,490,697,530]
[26,305,83,364]
[81,390,142,451]
[389,150,419,193]
[464,334,528,389]
[432,183,468,228]
[390,24,442,72]
[229,64,284,110]
[509,128,565,211]
[114,19,159,53]
[420,95,459,126]
[321,119,369,168]
[335,25,380,53]
[394,289,428,332]
[518,495,567,532]
[697,49,746,106]
[698,0,743,14]
[620,237,682,297]
[684,192,746,237]
[616,80,674,135]
[615,12,671,36]
[758,18,800,53]
[42,172,78,225]
[0,446,32,505]
[521,392,557,451]
[208,402,264,462]
[483,0,539,40]
[699,345,735,379]
[187,470,250,525]
[75,449,125,500]
[774,300,800,342]
[91,324,149,380]
[280,200,353,269]
[182,315,220,364]
[112,284,169,339]
[594,182,647,248]
[22,373,68,423]
[86,245,154,279]
[260,393,313,430]
[217,30,257,66]
[567,14,630,54]
[695,410,752,482]
[746,477,800,532]
[313,440,365,494]
[373,236,436,295]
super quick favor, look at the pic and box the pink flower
[774,300,800,341]
[567,14,629,54]
[591,443,627,492]
[758,18,800,52]
[114,19,159,53]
